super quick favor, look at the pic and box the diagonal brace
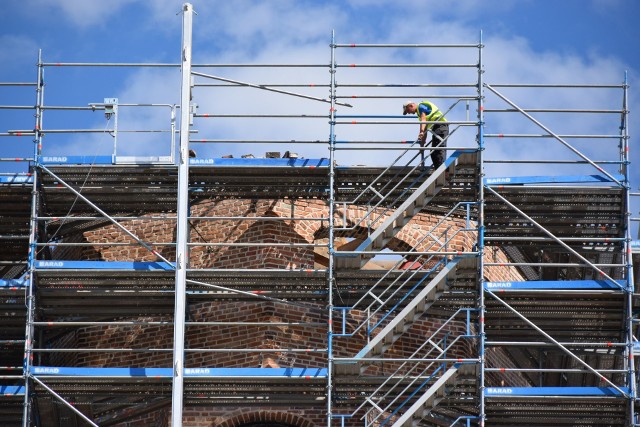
[192,71,353,107]
[30,375,99,427]
[486,290,629,397]
[485,185,624,290]
[484,84,622,186]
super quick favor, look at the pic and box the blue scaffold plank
[632,240,640,253]
[632,342,640,355]
[31,366,327,378]
[484,386,629,397]
[39,155,114,165]
[484,280,625,291]
[190,158,329,167]
[0,175,33,184]
[0,385,25,396]
[0,278,27,288]
[483,174,624,186]
[35,260,174,270]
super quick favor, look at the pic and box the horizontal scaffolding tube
[195,114,327,118]
[336,83,477,87]
[485,108,623,113]
[485,133,621,138]
[335,63,478,68]
[187,242,325,247]
[485,262,624,267]
[191,139,328,144]
[32,347,327,353]
[39,216,177,220]
[335,43,479,48]
[334,357,479,363]
[32,321,325,327]
[485,236,625,242]
[485,159,622,164]
[0,82,37,86]
[9,129,174,134]
[486,368,626,373]
[486,341,627,347]
[36,242,174,247]
[333,120,475,125]
[42,62,179,67]
[0,105,35,109]
[188,216,329,221]
[337,95,478,99]
[38,216,329,221]
[488,83,624,88]
[334,146,468,151]
[336,250,478,256]
[195,83,330,87]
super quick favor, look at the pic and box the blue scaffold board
[39,155,114,165]
[190,157,329,167]
[31,366,327,378]
[0,175,33,184]
[35,260,174,270]
[484,174,624,186]
[0,278,27,288]
[484,280,625,291]
[484,386,629,397]
[0,385,25,396]
[633,341,640,355]
[632,240,640,253]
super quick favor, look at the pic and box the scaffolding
[0,3,637,426]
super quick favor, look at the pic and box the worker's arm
[418,112,428,144]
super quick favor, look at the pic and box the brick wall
[48,198,525,426]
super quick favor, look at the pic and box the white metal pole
[172,3,193,426]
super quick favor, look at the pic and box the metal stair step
[392,363,477,427]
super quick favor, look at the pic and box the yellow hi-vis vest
[417,101,446,129]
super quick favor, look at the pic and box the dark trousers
[429,122,449,169]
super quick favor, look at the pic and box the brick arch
[217,411,317,427]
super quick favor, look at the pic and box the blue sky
[1,0,638,236]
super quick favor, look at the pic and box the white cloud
[18,1,636,232]
[25,0,138,28]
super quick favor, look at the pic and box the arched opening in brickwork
[239,424,297,427]
[218,411,317,427]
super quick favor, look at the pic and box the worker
[402,100,449,169]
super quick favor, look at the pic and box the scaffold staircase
[389,363,476,427]
[336,150,476,269]
[335,256,476,376]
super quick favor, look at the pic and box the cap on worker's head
[402,100,413,115]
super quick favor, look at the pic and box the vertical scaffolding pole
[171,3,193,426]
[621,71,636,425]
[327,31,337,427]
[22,50,44,427]
[477,31,486,427]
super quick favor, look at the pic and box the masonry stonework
[50,198,525,426]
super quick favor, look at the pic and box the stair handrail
[336,146,430,232]
[363,308,477,424]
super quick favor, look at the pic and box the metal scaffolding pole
[171,3,193,426]
[327,31,337,427]
[621,71,636,423]
[477,30,486,427]
[22,49,44,427]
